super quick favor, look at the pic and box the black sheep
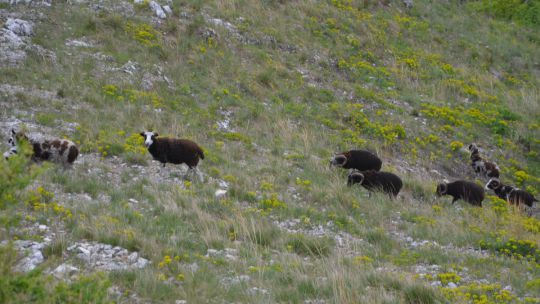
[468,144,499,179]
[436,180,484,207]
[485,178,538,207]
[140,131,204,176]
[347,170,402,197]
[330,149,382,171]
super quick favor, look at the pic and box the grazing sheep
[468,144,500,179]
[436,180,484,206]
[3,129,79,166]
[347,170,402,197]
[485,178,538,207]
[140,131,204,179]
[330,149,382,172]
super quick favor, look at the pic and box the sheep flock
[3,129,538,212]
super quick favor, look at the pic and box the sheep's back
[448,181,484,205]
[508,190,537,207]
[343,150,382,171]
[362,171,402,195]
[159,138,203,165]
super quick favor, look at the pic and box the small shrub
[449,141,463,151]
[0,143,43,210]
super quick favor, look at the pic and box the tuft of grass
[404,284,442,304]
[286,234,334,257]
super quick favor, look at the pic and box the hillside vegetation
[0,0,539,303]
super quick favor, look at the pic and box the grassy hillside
[1,0,539,303]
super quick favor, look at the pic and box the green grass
[0,0,539,302]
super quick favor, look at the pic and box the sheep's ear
[153,132,159,137]
[139,132,145,137]
[11,129,16,136]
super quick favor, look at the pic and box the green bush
[479,238,539,262]
[0,142,43,210]
[471,0,540,26]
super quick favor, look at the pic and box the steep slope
[0,0,539,303]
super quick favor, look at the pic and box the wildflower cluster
[449,141,464,151]
[248,263,283,274]
[259,193,287,211]
[414,134,440,147]
[485,196,509,217]
[125,21,160,47]
[331,0,372,20]
[157,253,189,283]
[410,215,436,226]
[352,255,374,266]
[522,217,540,234]
[123,132,147,163]
[219,132,251,145]
[102,84,163,108]
[295,177,312,190]
[436,272,461,286]
[337,103,406,145]
[440,282,518,304]
[443,79,497,102]
[479,237,539,262]
[513,170,540,189]
[26,186,73,220]
[393,14,429,32]
[420,103,518,135]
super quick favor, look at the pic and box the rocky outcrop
[5,18,34,36]
[67,241,150,271]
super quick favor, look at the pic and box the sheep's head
[500,185,515,196]
[330,154,347,167]
[7,129,17,147]
[468,143,478,153]
[485,178,501,191]
[140,131,159,148]
[14,130,29,144]
[4,129,23,159]
[436,183,448,196]
[347,171,364,186]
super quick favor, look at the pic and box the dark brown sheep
[485,178,538,207]
[347,170,402,197]
[436,180,484,207]
[468,144,499,179]
[330,149,382,171]
[140,131,204,177]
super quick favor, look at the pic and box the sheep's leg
[194,167,204,182]
[187,167,203,182]
[451,197,457,204]
[157,162,165,174]
[184,166,194,181]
